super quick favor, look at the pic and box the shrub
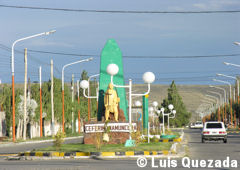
[131,130,142,146]
[53,130,66,150]
[150,136,159,143]
[94,132,103,150]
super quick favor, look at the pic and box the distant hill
[132,84,228,121]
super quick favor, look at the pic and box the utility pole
[77,80,80,134]
[71,74,74,133]
[27,78,31,138]
[23,48,27,140]
[88,83,91,122]
[51,59,55,136]
[39,66,42,137]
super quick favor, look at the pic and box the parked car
[201,121,227,143]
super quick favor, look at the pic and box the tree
[80,70,89,81]
[161,81,191,127]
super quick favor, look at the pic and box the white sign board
[85,123,137,133]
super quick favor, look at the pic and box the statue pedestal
[84,132,129,144]
[83,122,136,144]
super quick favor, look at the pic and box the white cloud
[193,0,240,10]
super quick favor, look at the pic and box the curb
[159,138,182,143]
[19,150,171,158]
[142,138,182,143]
[227,131,240,134]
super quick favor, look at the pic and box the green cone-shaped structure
[97,39,128,121]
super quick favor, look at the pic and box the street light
[223,62,240,68]
[213,79,233,125]
[234,42,240,46]
[134,100,142,107]
[80,80,98,99]
[209,85,226,103]
[106,63,155,141]
[207,91,222,121]
[216,73,239,103]
[62,58,93,133]
[11,30,56,142]
[87,74,100,121]
[209,85,227,122]
[153,102,175,134]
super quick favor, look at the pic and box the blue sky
[0,0,240,85]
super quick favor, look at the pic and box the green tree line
[0,70,98,136]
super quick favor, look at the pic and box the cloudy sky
[0,0,239,85]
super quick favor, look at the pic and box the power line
[28,49,96,57]
[28,49,240,59]
[0,4,240,14]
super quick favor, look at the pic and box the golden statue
[104,83,120,122]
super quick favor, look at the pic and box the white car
[194,121,203,129]
[201,121,227,143]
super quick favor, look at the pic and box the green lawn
[35,142,172,152]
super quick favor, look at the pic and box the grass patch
[35,142,172,152]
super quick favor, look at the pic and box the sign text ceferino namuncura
[85,123,137,133]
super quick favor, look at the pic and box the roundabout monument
[81,39,155,145]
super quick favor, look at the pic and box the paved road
[186,128,240,160]
[0,129,239,170]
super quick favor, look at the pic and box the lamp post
[223,62,240,126]
[169,110,176,120]
[206,94,219,121]
[213,79,232,126]
[62,58,93,133]
[106,64,155,141]
[167,104,174,129]
[80,80,98,99]
[209,85,226,122]
[87,74,100,122]
[153,102,175,134]
[208,91,222,121]
[11,30,56,142]
[148,107,154,131]
[206,95,219,107]
[217,73,239,104]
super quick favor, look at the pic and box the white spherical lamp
[173,110,176,114]
[157,110,161,114]
[168,104,174,110]
[142,72,155,84]
[80,80,89,89]
[135,100,142,107]
[160,107,165,112]
[106,64,119,76]
[149,107,154,112]
[152,101,158,107]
